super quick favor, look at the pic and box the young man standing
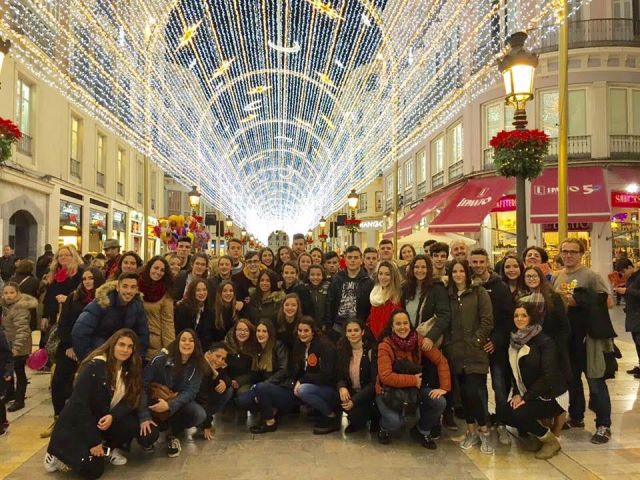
[72,272,148,361]
[323,251,340,281]
[176,236,193,272]
[378,239,394,262]
[102,239,122,280]
[291,233,307,259]
[430,242,449,280]
[470,248,514,445]
[553,238,614,444]
[325,246,373,341]
[363,247,378,279]
[227,238,244,276]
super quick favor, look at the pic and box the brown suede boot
[535,429,561,459]
[520,434,542,452]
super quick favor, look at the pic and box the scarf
[54,267,70,283]
[518,291,546,319]
[390,330,418,352]
[82,288,95,305]
[510,324,542,351]
[370,285,391,307]
[137,275,167,303]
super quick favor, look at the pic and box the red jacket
[367,300,401,340]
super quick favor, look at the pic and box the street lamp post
[347,189,359,246]
[187,185,201,216]
[498,32,538,257]
[319,216,327,251]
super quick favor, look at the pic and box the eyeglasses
[524,274,539,280]
[246,259,260,264]
[236,328,250,333]
[560,250,580,255]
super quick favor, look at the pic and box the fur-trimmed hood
[95,280,142,308]
[0,293,38,311]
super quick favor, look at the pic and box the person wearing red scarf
[138,256,175,360]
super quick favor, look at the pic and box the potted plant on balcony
[489,129,550,180]
[0,117,21,164]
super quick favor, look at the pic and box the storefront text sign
[542,223,592,232]
[611,191,640,208]
[359,219,384,229]
[491,195,516,212]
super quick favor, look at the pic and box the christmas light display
[0,0,588,241]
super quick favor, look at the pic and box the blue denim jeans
[253,382,299,421]
[375,387,447,434]
[489,357,511,423]
[236,388,259,412]
[568,344,612,428]
[296,383,339,417]
[169,401,207,434]
[586,376,612,428]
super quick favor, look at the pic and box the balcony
[96,171,105,188]
[385,198,392,211]
[531,18,640,54]
[117,182,124,196]
[17,134,32,156]
[448,160,464,179]
[431,171,444,189]
[403,189,413,204]
[610,135,640,159]
[543,136,591,162]
[70,158,81,178]
[417,181,427,198]
[483,149,495,170]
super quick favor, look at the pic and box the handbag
[148,382,178,421]
[416,315,443,347]
[45,322,60,360]
[381,359,421,412]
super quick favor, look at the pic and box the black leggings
[457,372,488,427]
[51,353,78,415]
[505,398,564,437]
[7,355,28,403]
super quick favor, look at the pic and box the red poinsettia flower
[489,129,550,150]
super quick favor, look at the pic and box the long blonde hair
[47,244,82,281]
[373,260,403,304]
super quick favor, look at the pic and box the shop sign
[147,216,159,227]
[60,202,81,227]
[611,191,640,208]
[113,210,126,232]
[491,195,516,212]
[130,211,144,223]
[542,223,592,232]
[359,219,384,230]
[90,210,107,230]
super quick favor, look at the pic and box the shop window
[539,89,587,137]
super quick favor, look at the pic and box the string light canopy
[0,0,588,241]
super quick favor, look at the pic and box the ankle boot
[535,429,561,459]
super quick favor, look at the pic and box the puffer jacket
[144,294,175,360]
[0,293,36,356]
[444,285,494,375]
[72,281,148,360]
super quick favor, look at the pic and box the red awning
[383,183,465,239]
[608,166,640,185]
[428,176,515,232]
[530,166,610,224]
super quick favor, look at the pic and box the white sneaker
[108,448,127,466]
[167,436,181,458]
[460,431,480,450]
[480,431,495,455]
[497,425,512,445]
[43,452,70,473]
[185,426,197,442]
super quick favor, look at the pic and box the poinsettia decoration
[489,129,550,180]
[345,217,361,234]
[318,233,328,239]
[0,117,22,163]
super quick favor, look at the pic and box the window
[450,123,463,163]
[539,89,587,137]
[613,0,633,18]
[484,101,515,146]
[16,77,33,155]
[375,191,383,212]
[608,87,640,135]
[431,135,444,173]
[397,167,403,192]
[404,159,414,190]
[385,175,393,200]
[416,148,427,183]
[96,133,106,188]
[117,148,125,196]
[70,115,82,178]
[358,193,368,213]
[136,155,144,205]
[167,190,182,214]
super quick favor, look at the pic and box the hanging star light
[2,0,589,241]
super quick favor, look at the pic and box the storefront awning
[429,176,514,233]
[530,166,610,224]
[384,183,465,239]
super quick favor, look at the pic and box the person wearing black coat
[43,268,105,439]
[614,261,640,377]
[292,317,340,434]
[336,320,378,433]
[281,262,314,316]
[45,329,157,478]
[0,326,14,433]
[507,304,568,460]
[196,342,234,440]
[223,319,257,401]
[36,245,54,279]
[174,278,215,352]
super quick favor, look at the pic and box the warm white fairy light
[0,0,589,240]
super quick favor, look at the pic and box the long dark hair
[112,251,143,280]
[79,328,142,408]
[182,278,209,314]
[252,319,277,372]
[168,328,207,376]
[337,318,371,360]
[251,269,279,300]
[291,316,320,367]
[447,259,472,295]
[522,265,558,313]
[74,267,106,301]
[276,293,303,333]
[380,308,413,339]
[404,254,434,301]
[141,256,174,288]
[258,247,275,268]
[500,254,525,291]
[224,318,258,356]
[215,280,237,330]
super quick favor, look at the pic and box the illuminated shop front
[130,211,144,255]
[59,201,82,250]
[89,209,107,254]
[112,210,127,251]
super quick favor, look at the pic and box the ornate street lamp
[319,216,327,251]
[346,189,360,246]
[497,31,539,256]
[187,185,201,215]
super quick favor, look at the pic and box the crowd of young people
[0,234,625,479]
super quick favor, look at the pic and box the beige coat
[144,294,175,360]
[1,293,37,356]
